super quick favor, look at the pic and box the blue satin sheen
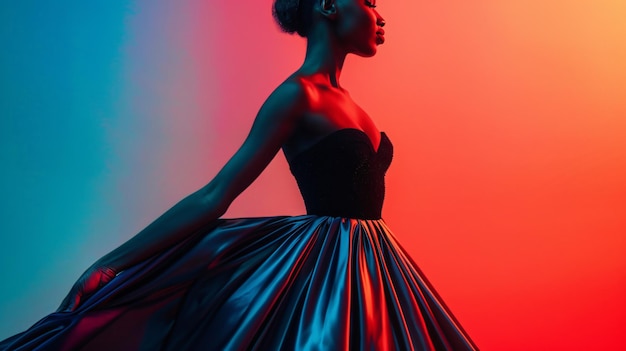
[0,130,478,350]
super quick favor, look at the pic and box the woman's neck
[298,35,347,90]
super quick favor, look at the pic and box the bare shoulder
[200,77,313,209]
[255,76,310,127]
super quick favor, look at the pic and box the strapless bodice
[288,129,393,219]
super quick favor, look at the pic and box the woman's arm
[58,80,307,312]
[96,80,308,272]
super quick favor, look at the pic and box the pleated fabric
[1,216,478,351]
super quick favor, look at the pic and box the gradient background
[1,1,625,349]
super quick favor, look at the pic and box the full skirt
[0,216,478,351]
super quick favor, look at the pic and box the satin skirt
[1,216,478,351]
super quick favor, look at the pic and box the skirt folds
[1,216,477,351]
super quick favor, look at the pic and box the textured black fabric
[289,129,392,219]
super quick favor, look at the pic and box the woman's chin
[354,45,378,58]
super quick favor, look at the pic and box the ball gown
[0,129,478,350]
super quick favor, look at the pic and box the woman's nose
[376,13,386,27]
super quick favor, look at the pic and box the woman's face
[334,0,385,57]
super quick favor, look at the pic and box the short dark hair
[272,0,314,37]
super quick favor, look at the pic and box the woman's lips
[376,28,385,44]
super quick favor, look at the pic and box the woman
[1,0,478,350]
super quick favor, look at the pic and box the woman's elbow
[197,184,230,219]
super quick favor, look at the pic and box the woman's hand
[57,264,118,312]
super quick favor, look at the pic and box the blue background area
[0,1,130,337]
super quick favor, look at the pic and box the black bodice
[288,129,393,219]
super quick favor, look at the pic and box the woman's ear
[319,0,337,19]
